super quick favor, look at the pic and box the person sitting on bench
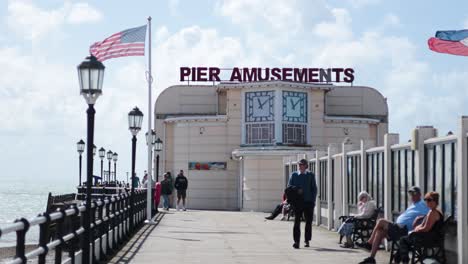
[338,191,376,248]
[396,191,444,264]
[265,193,290,221]
[359,186,429,264]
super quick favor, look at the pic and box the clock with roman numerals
[283,91,307,122]
[245,91,274,122]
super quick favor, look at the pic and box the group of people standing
[153,170,189,212]
[274,158,445,264]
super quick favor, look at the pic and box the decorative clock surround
[282,91,307,123]
[245,91,275,122]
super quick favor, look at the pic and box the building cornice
[164,115,227,123]
[323,115,381,124]
[217,80,333,91]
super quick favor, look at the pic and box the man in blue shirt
[287,159,317,249]
[359,186,429,264]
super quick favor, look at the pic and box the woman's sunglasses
[424,198,434,202]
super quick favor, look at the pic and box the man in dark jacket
[174,170,188,211]
[287,159,317,249]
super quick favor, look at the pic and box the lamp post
[99,147,105,185]
[128,106,143,230]
[77,139,85,186]
[146,130,156,216]
[112,152,118,182]
[107,150,112,183]
[154,138,163,183]
[77,55,104,264]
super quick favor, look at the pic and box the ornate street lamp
[145,129,156,146]
[112,152,118,182]
[107,150,113,183]
[99,147,105,184]
[77,139,85,186]
[77,55,104,264]
[128,106,143,229]
[154,138,163,182]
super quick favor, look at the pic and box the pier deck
[108,210,389,264]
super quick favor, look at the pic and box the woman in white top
[338,191,377,248]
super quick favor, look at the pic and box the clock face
[245,91,274,122]
[283,91,307,122]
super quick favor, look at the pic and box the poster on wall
[188,162,227,170]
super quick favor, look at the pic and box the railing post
[104,198,111,255]
[37,213,51,264]
[14,218,29,264]
[111,198,117,250]
[383,133,399,223]
[342,139,353,216]
[360,140,374,192]
[457,116,468,264]
[90,201,97,262]
[327,144,339,230]
[55,210,66,264]
[315,150,321,226]
[412,126,436,192]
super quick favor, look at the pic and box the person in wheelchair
[337,191,376,248]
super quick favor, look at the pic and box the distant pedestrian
[166,171,174,207]
[174,170,188,211]
[287,159,317,249]
[142,170,148,187]
[161,173,173,210]
[132,173,140,188]
[154,181,162,213]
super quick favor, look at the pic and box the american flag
[90,25,147,62]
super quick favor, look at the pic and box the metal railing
[0,190,147,264]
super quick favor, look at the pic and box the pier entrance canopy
[155,81,388,211]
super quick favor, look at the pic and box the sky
[0,0,467,186]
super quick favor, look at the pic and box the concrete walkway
[109,210,389,264]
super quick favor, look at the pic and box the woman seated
[338,191,377,248]
[396,191,444,264]
[265,193,290,221]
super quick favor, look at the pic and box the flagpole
[145,16,155,224]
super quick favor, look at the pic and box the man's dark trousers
[293,202,314,244]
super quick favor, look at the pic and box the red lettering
[243,67,258,82]
[230,67,242,82]
[271,68,281,80]
[293,68,307,82]
[180,67,191,81]
[282,68,293,81]
[344,68,354,83]
[308,68,319,82]
[332,68,344,82]
[209,67,221,81]
[197,67,208,81]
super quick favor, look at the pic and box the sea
[0,179,75,247]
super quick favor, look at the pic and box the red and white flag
[90,25,147,62]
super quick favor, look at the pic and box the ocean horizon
[0,178,76,247]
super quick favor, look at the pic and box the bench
[338,207,382,246]
[45,193,79,246]
[389,215,454,264]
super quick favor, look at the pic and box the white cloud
[348,0,381,8]
[153,26,246,90]
[67,3,103,24]
[7,0,66,40]
[216,0,303,33]
[6,0,102,40]
[383,13,400,27]
[463,17,468,29]
[313,8,353,40]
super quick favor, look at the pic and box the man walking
[174,170,188,211]
[287,159,317,249]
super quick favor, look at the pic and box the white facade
[155,81,388,212]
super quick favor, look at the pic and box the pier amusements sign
[180,67,355,83]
